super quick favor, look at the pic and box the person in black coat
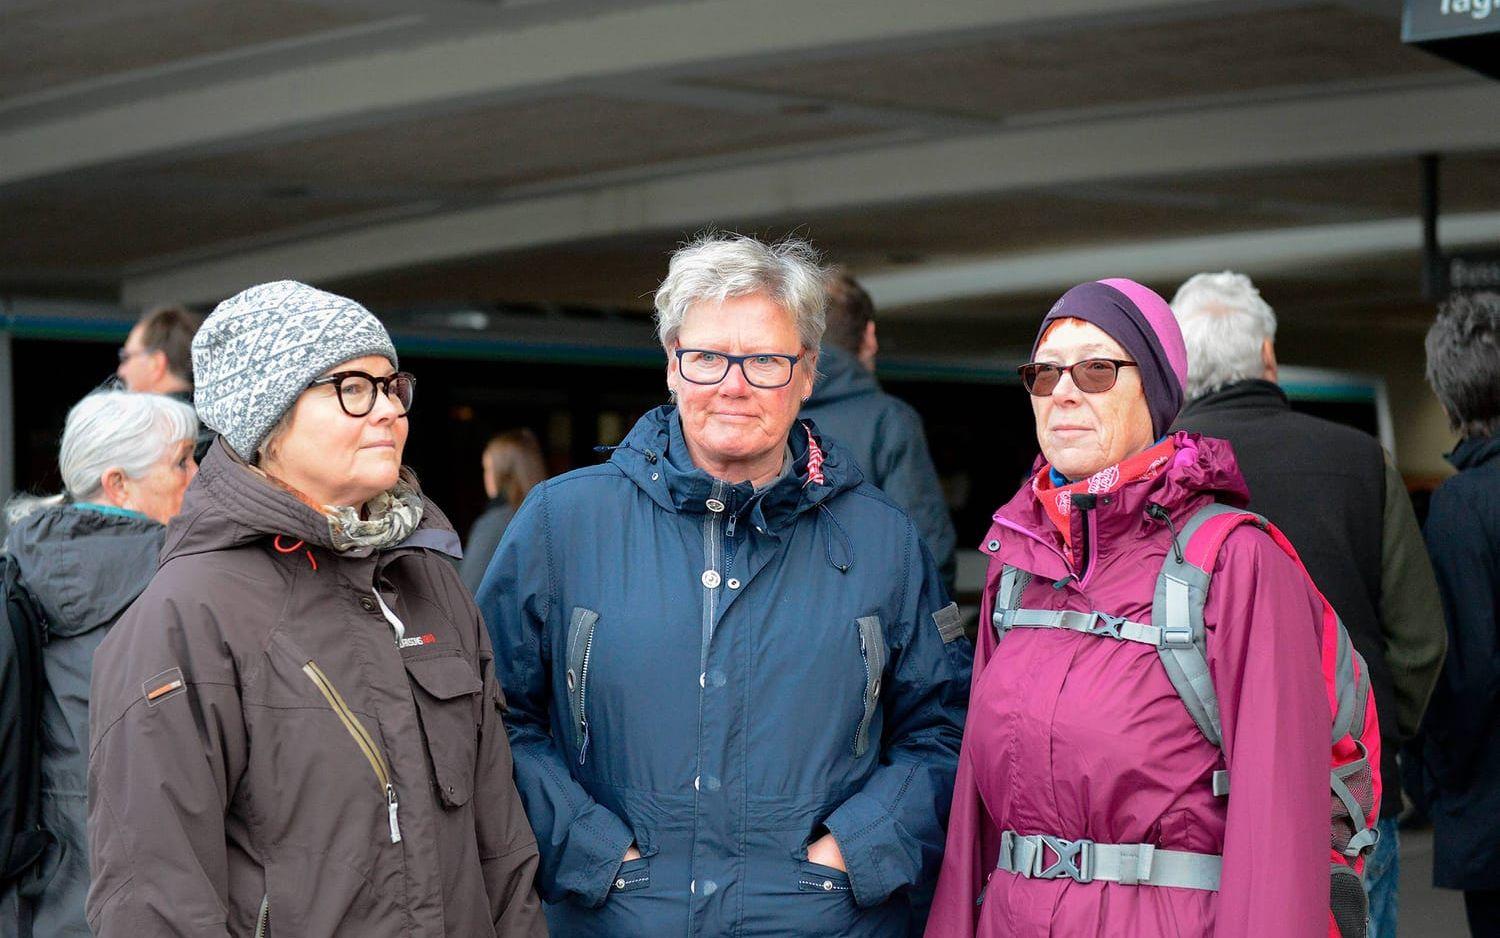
[460,428,547,595]
[1422,290,1500,937]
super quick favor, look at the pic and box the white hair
[1170,271,1278,400]
[58,391,198,501]
[653,233,828,351]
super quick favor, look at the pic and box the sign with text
[1404,0,1500,78]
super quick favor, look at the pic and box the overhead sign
[1403,0,1500,78]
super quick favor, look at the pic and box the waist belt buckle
[1034,835,1095,884]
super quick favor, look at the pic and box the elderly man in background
[480,234,969,936]
[1170,270,1446,938]
[115,304,214,460]
[800,270,957,591]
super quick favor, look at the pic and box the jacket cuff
[823,793,902,908]
[564,804,636,910]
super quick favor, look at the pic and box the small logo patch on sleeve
[142,667,185,706]
[932,602,966,644]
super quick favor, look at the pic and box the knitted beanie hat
[192,280,398,459]
[1033,278,1189,438]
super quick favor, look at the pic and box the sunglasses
[1019,358,1138,396]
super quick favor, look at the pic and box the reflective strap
[853,615,887,757]
[1212,770,1230,797]
[1000,608,1162,646]
[997,831,1222,891]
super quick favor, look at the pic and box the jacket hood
[988,432,1249,581]
[161,436,460,566]
[5,503,164,638]
[804,345,879,409]
[609,405,863,534]
[1447,434,1500,472]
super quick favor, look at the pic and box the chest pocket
[404,654,483,808]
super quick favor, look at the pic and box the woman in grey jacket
[1,390,198,938]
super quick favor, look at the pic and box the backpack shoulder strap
[1153,503,1268,753]
[991,564,1034,643]
[0,554,51,882]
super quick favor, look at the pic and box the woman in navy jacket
[479,234,970,937]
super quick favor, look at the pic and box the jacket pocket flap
[405,654,482,700]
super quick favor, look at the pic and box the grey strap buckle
[1091,613,1127,640]
[1033,835,1095,884]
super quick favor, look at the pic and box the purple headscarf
[1032,278,1189,438]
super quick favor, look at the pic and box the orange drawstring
[272,535,318,571]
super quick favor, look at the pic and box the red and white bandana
[1033,438,1176,549]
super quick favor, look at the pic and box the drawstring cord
[273,534,318,571]
[1146,503,1185,564]
[818,504,854,573]
[593,442,659,464]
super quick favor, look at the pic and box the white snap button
[651,472,659,481]
[706,498,725,512]
[987,539,1000,551]
[616,878,626,889]
[694,775,700,790]
[701,570,721,589]
[823,879,834,891]
[690,879,696,894]
[727,578,741,590]
[699,671,707,688]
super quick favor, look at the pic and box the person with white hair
[1,390,197,938]
[1170,270,1446,938]
[479,233,970,936]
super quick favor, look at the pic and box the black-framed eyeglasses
[306,370,416,417]
[1019,358,1138,396]
[674,348,802,389]
[117,347,149,363]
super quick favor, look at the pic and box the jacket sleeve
[472,620,547,935]
[477,485,635,909]
[874,403,958,586]
[821,530,971,909]
[924,562,1002,937]
[86,589,247,937]
[1377,459,1447,740]
[1421,481,1500,788]
[1208,529,1331,938]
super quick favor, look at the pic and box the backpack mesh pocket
[1330,863,1368,938]
[1331,754,1375,856]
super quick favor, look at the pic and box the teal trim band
[71,501,149,520]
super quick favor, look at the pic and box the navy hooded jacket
[478,405,971,936]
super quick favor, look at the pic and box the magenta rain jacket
[927,433,1331,937]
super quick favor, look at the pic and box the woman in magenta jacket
[926,279,1332,937]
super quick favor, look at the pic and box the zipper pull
[386,784,401,844]
[725,512,738,539]
[578,720,591,766]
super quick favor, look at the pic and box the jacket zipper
[578,626,596,765]
[699,480,726,670]
[302,660,401,843]
[254,894,270,938]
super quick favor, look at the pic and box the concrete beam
[122,79,1500,306]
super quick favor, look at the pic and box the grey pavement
[1400,827,1468,937]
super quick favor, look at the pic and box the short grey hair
[1426,291,1500,438]
[653,233,828,351]
[58,391,198,501]
[1170,271,1278,400]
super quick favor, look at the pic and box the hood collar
[1448,434,1500,472]
[161,437,460,565]
[609,405,861,532]
[803,345,879,408]
[986,431,1249,579]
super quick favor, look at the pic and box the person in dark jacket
[0,390,197,938]
[460,429,547,595]
[800,271,957,588]
[1169,271,1446,938]
[115,304,215,461]
[479,235,971,937]
[1421,291,1500,937]
[87,281,545,937]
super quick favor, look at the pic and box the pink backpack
[993,503,1381,938]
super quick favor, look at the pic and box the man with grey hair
[1170,270,1446,938]
[481,233,969,936]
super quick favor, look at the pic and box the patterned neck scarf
[1033,438,1177,550]
[326,479,424,554]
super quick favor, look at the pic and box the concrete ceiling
[2,0,1496,340]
